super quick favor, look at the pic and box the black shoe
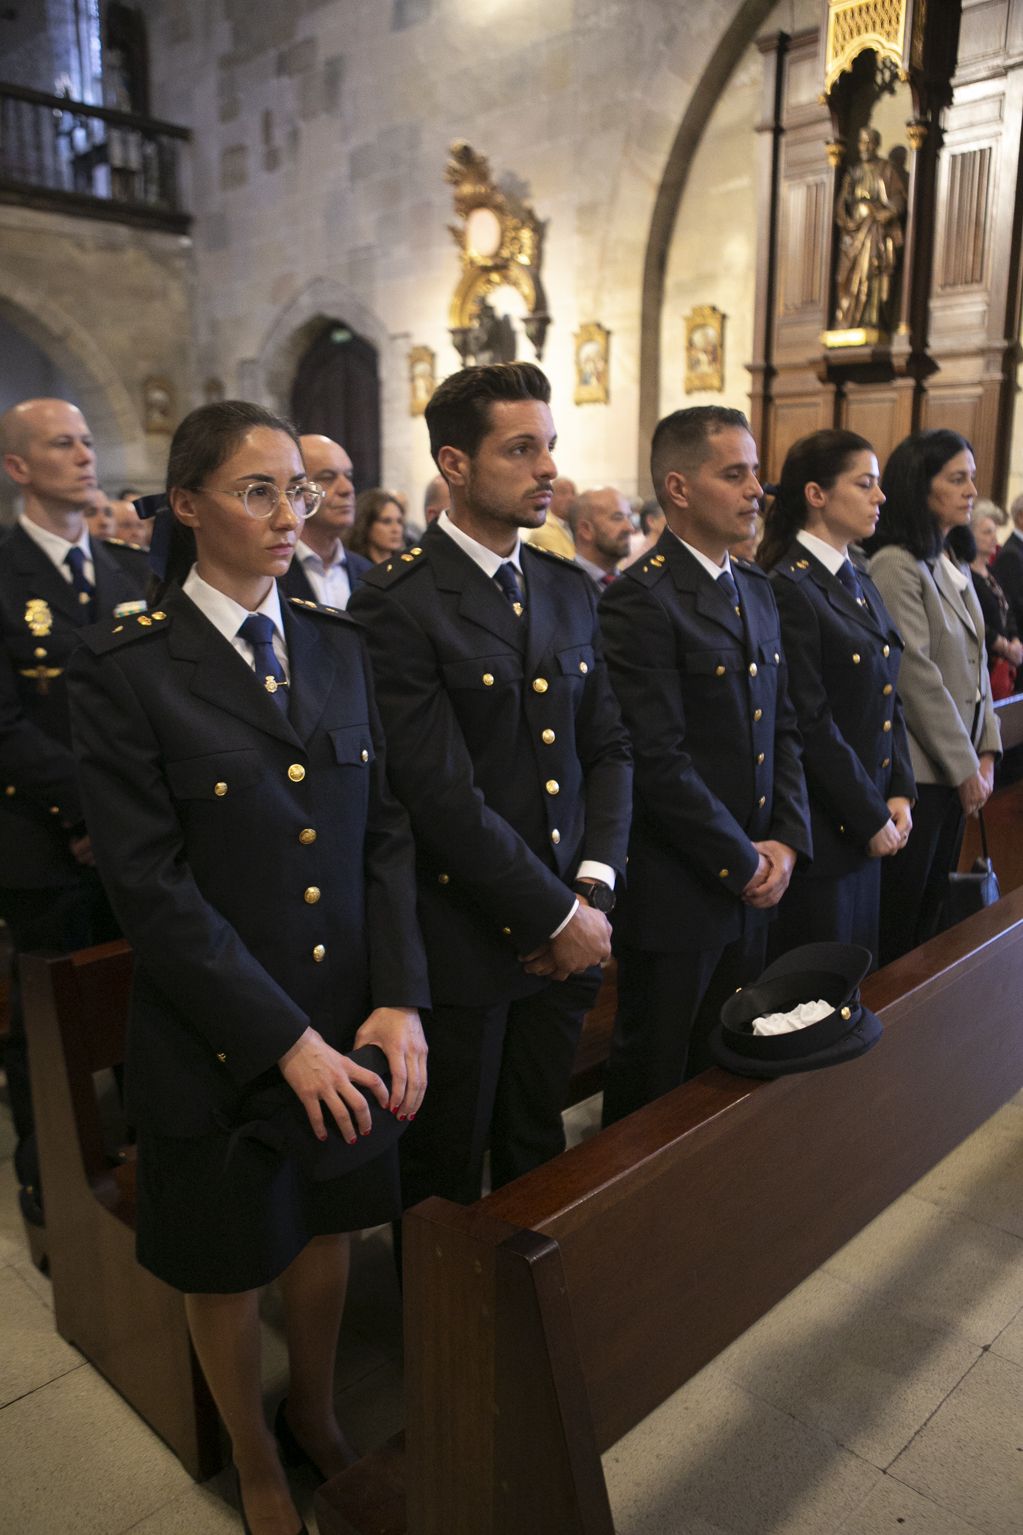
[274,1399,325,1483]
[234,1468,307,1535]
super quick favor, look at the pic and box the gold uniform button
[151,611,167,621]
[438,873,450,885]
[882,644,890,657]
[718,868,729,879]
[299,827,316,845]
[551,829,561,845]
[304,886,321,904]
[217,1051,227,1063]
[532,678,549,694]
[883,683,893,696]
[841,1006,852,1021]
[715,665,726,677]
[501,926,512,936]
[49,805,60,815]
[753,708,763,722]
[756,752,765,765]
[748,663,758,677]
[33,647,46,659]
[852,653,861,664]
[360,749,369,762]
[882,719,892,732]
[482,672,495,687]
[545,779,560,796]
[4,786,14,797]
[541,728,555,745]
[579,660,588,674]
[758,795,766,808]
[312,944,326,963]
[839,823,846,835]
[288,764,305,782]
[881,756,891,768]
[137,615,152,626]
[214,782,228,797]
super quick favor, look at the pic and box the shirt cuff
[575,859,616,889]
[549,898,579,940]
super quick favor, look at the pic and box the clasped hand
[741,840,796,909]
[521,900,612,981]
[279,1006,427,1143]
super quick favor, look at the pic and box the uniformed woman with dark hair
[68,401,429,1535]
[758,429,915,964]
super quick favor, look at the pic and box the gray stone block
[220,145,248,191]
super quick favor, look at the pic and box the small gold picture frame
[574,323,610,405]
[408,346,436,417]
[684,306,725,393]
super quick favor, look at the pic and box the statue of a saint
[834,127,908,332]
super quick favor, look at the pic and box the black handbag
[945,807,1001,925]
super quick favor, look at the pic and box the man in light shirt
[282,434,371,609]
[0,397,147,1235]
[571,486,633,590]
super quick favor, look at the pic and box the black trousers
[399,968,601,1209]
[878,782,964,969]
[0,876,117,1190]
[601,926,767,1127]
[769,859,883,971]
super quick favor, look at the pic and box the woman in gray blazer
[867,430,1001,964]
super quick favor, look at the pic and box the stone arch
[0,273,142,467]
[590,0,780,485]
[248,277,392,417]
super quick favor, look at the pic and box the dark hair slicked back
[159,400,301,592]
[425,362,551,465]
[758,428,873,571]
[650,406,751,508]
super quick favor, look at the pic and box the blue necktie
[238,613,288,709]
[493,561,525,617]
[65,546,95,623]
[717,567,741,616]
[836,558,867,607]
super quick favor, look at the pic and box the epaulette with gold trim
[776,556,813,584]
[79,608,170,653]
[102,537,147,554]
[523,542,580,567]
[287,596,358,625]
[358,545,428,587]
[626,549,670,586]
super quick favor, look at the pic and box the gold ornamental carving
[824,0,912,95]
[445,141,550,365]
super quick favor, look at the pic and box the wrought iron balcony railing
[0,81,191,232]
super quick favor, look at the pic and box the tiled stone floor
[1,1078,1022,1533]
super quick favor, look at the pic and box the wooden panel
[842,383,905,463]
[935,143,994,291]
[485,894,1023,1455]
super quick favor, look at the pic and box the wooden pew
[20,941,224,1481]
[317,891,1023,1535]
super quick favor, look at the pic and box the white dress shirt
[19,512,95,586]
[796,528,847,576]
[182,567,290,680]
[295,540,353,609]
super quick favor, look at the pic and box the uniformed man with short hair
[0,397,148,1230]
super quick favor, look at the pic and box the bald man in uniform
[282,433,372,609]
[0,398,148,1232]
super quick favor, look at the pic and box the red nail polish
[346,1136,357,1146]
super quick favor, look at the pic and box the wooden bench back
[398,890,1023,1534]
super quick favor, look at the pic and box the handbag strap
[978,805,991,863]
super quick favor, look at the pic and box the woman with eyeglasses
[865,429,1002,965]
[346,488,406,563]
[67,401,429,1535]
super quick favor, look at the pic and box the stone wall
[139,0,790,503]
[0,203,194,501]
